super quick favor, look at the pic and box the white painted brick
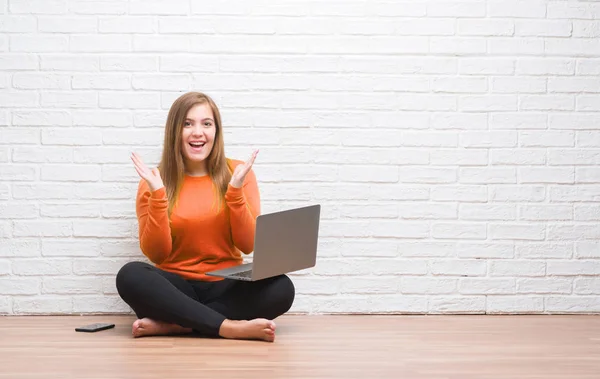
[518,278,572,294]
[12,110,71,126]
[13,221,71,237]
[515,20,572,37]
[431,186,488,202]
[70,35,131,52]
[340,239,398,258]
[576,168,600,184]
[0,128,39,144]
[13,296,71,314]
[73,147,137,163]
[158,17,214,34]
[488,1,547,18]
[430,38,487,55]
[576,242,600,259]
[491,149,546,166]
[0,203,38,219]
[545,39,600,57]
[487,297,544,314]
[574,204,600,221]
[101,165,138,183]
[577,59,600,75]
[459,204,517,221]
[132,74,190,91]
[459,278,515,295]
[547,225,600,241]
[459,58,514,75]
[397,203,457,220]
[41,55,99,71]
[491,77,547,94]
[73,110,131,127]
[73,183,134,200]
[0,165,36,181]
[550,114,600,130]
[432,77,487,94]
[100,239,145,257]
[432,223,486,240]
[520,131,574,147]
[0,261,9,276]
[43,277,103,294]
[549,78,600,94]
[370,259,429,276]
[338,165,397,183]
[130,0,188,15]
[41,165,101,182]
[401,277,457,294]
[73,296,131,313]
[102,276,118,294]
[0,297,10,314]
[369,221,429,239]
[293,277,339,295]
[430,296,485,314]
[457,242,514,259]
[339,277,399,294]
[159,56,219,73]
[577,132,600,147]
[73,220,134,238]
[0,54,37,70]
[460,130,518,148]
[10,35,67,52]
[42,239,101,257]
[312,259,373,276]
[41,91,97,108]
[400,242,456,258]
[577,95,600,111]
[72,258,130,275]
[0,239,40,257]
[102,202,136,219]
[520,167,574,184]
[517,58,575,76]
[458,19,513,36]
[430,113,487,130]
[70,1,127,15]
[427,2,485,17]
[99,16,155,33]
[101,55,157,72]
[574,278,600,295]
[41,203,100,218]
[548,149,600,165]
[489,261,545,277]
[9,0,67,14]
[520,205,573,221]
[0,278,39,295]
[12,259,71,275]
[489,38,544,56]
[547,2,600,20]
[459,167,517,184]
[72,74,131,90]
[549,185,600,202]
[520,95,574,111]
[398,167,456,184]
[12,73,70,90]
[340,205,398,220]
[134,35,189,52]
[545,297,600,313]
[393,132,458,148]
[38,16,97,32]
[42,128,102,146]
[490,224,545,241]
[0,91,38,107]
[99,92,160,109]
[0,16,36,32]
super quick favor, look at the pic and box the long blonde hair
[158,92,232,214]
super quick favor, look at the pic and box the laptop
[206,204,321,281]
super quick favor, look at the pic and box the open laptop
[206,204,320,281]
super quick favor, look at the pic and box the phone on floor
[75,323,115,333]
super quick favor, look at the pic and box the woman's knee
[115,261,151,297]
[273,275,295,314]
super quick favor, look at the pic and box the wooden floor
[0,315,599,379]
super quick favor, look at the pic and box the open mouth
[189,142,205,151]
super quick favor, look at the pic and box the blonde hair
[157,92,232,214]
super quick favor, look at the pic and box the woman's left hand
[230,149,258,188]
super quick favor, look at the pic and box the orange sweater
[135,159,260,281]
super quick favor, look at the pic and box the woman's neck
[185,161,208,177]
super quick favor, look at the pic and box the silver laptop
[206,204,320,281]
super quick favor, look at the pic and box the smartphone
[75,323,115,333]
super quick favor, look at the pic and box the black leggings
[115,261,295,337]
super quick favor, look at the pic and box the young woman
[116,92,295,342]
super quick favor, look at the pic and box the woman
[116,92,295,342]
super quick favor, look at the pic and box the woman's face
[180,103,216,172]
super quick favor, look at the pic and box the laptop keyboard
[234,270,253,278]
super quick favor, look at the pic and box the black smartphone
[75,323,115,333]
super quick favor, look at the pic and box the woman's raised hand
[131,152,164,192]
[230,149,258,188]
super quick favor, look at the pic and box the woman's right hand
[131,152,164,192]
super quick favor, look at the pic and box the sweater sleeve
[135,180,172,264]
[225,167,261,254]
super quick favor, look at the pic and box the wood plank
[0,315,598,378]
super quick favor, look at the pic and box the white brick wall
[1,0,599,315]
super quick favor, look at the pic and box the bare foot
[131,318,192,338]
[219,318,276,342]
